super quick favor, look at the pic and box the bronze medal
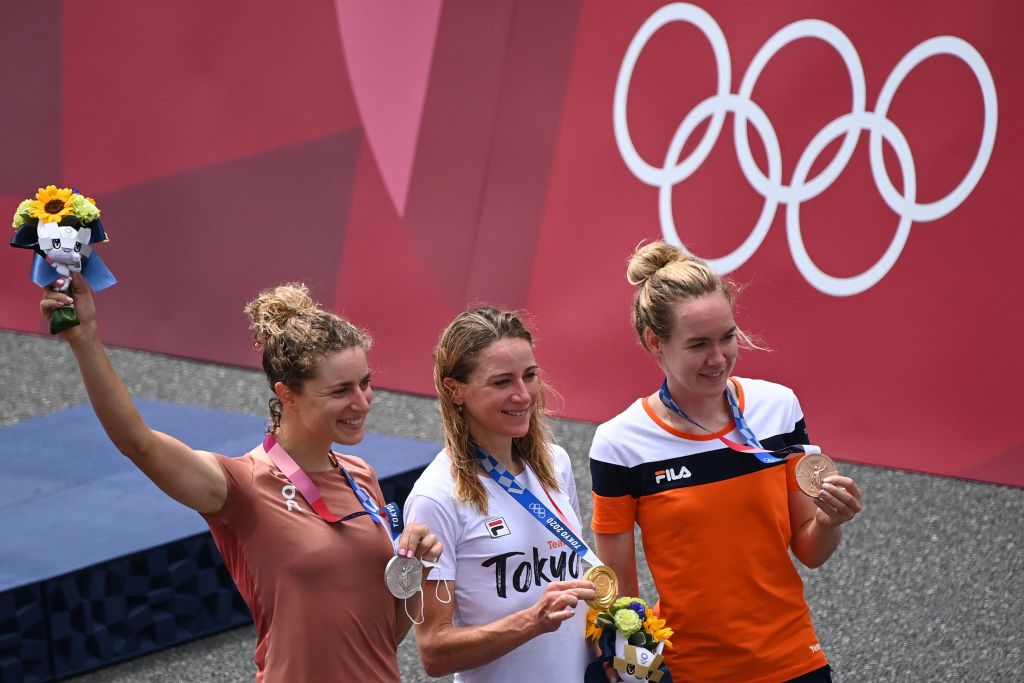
[795,453,839,497]
[583,564,619,611]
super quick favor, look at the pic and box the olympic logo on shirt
[528,503,547,518]
[613,3,998,296]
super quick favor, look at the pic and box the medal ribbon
[658,380,820,464]
[474,446,601,567]
[263,434,402,541]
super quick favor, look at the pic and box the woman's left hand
[397,522,442,563]
[813,475,863,527]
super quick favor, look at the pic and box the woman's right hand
[528,579,596,634]
[40,273,96,340]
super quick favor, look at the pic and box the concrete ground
[2,330,1020,682]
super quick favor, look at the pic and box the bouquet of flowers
[10,185,116,333]
[585,597,673,682]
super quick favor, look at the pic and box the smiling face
[284,346,373,446]
[646,292,738,405]
[451,337,540,449]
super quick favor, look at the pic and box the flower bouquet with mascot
[585,596,674,682]
[10,185,116,333]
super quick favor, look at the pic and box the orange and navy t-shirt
[589,377,829,683]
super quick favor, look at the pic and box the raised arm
[415,577,595,677]
[41,273,228,513]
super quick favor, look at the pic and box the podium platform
[0,400,439,682]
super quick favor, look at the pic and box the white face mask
[401,577,454,625]
[385,556,452,625]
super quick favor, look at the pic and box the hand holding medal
[796,453,863,527]
[385,521,445,624]
[385,521,442,599]
[795,453,839,497]
[583,565,619,611]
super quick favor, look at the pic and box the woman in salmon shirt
[41,275,441,682]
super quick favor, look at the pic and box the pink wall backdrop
[2,1,1020,486]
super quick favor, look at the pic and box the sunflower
[644,614,674,648]
[585,608,604,642]
[29,185,75,224]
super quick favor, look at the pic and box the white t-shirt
[404,445,591,683]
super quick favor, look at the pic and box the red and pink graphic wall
[2,1,1020,486]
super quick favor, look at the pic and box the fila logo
[485,517,510,538]
[654,466,692,484]
[281,484,301,512]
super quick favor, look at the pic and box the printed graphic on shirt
[280,483,301,512]
[654,465,691,484]
[485,517,511,538]
[481,547,581,598]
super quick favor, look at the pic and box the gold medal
[583,564,619,610]
[795,452,839,497]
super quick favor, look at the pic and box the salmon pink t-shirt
[203,451,401,682]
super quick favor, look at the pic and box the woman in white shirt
[404,307,595,682]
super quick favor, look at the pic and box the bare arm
[595,530,639,597]
[789,475,862,568]
[42,274,228,513]
[414,578,595,677]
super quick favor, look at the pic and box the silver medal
[385,555,424,599]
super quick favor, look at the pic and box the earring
[454,402,463,413]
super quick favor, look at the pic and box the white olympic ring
[613,3,998,296]
[528,503,547,518]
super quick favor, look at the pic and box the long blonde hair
[434,307,558,514]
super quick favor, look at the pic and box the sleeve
[588,429,638,535]
[784,389,811,493]
[404,490,461,582]
[553,445,583,526]
[201,453,252,525]
[785,456,801,493]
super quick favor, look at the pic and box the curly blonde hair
[434,307,558,514]
[244,283,371,432]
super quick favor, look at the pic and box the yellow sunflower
[585,608,604,642]
[644,614,674,648]
[29,185,75,224]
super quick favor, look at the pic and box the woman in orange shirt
[590,242,862,683]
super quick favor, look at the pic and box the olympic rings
[613,3,998,296]
[528,503,547,518]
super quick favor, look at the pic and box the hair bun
[244,283,317,345]
[626,241,685,286]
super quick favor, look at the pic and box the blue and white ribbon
[658,380,820,464]
[475,447,602,567]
